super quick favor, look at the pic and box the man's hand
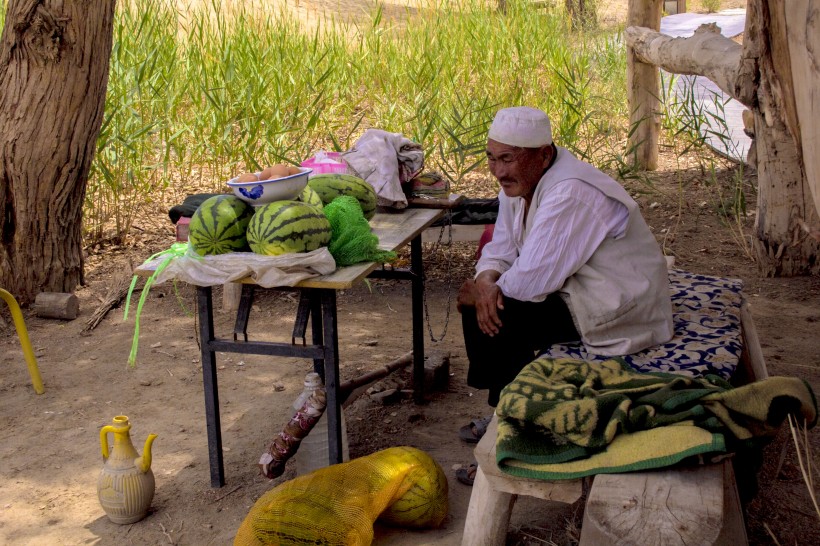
[457,271,504,336]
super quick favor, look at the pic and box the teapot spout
[138,434,158,474]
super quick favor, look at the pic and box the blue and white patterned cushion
[541,269,744,380]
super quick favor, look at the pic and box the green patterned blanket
[495,357,817,480]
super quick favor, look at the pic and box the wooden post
[663,1,686,15]
[627,0,662,170]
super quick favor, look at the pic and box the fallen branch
[340,351,413,407]
[625,23,753,107]
[82,263,133,333]
[211,484,242,503]
[158,522,174,545]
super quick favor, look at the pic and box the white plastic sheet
[146,247,337,288]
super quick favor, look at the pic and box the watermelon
[377,447,448,528]
[307,173,377,220]
[247,200,331,256]
[188,195,254,255]
[298,185,324,209]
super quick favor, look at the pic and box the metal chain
[422,209,454,342]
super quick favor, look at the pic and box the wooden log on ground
[340,351,413,407]
[34,292,79,320]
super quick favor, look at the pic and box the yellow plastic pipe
[0,288,45,394]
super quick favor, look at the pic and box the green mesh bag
[323,196,396,266]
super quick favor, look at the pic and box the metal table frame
[191,208,443,487]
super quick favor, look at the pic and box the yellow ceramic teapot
[97,415,157,524]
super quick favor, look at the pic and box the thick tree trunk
[0,1,116,305]
[626,0,819,276]
[780,0,820,237]
[744,0,820,276]
[746,0,820,275]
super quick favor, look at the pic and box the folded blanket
[495,357,817,480]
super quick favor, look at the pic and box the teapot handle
[100,425,117,461]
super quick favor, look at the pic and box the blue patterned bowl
[227,167,312,206]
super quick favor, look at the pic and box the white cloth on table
[148,247,337,288]
[342,129,424,209]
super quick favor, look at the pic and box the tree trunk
[626,0,819,275]
[0,1,116,304]
[566,1,597,29]
[746,0,820,275]
[780,0,820,238]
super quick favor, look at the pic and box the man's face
[486,139,552,201]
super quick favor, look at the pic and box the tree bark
[781,0,820,228]
[746,0,819,275]
[625,24,751,107]
[0,1,116,304]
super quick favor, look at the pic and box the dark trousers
[462,293,579,407]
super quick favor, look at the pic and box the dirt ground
[2,2,818,546]
[2,140,819,545]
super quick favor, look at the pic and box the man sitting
[456,106,674,483]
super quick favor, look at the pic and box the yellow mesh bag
[234,446,448,545]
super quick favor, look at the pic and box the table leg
[410,234,426,403]
[232,284,255,341]
[309,289,325,378]
[196,286,225,488]
[320,289,343,464]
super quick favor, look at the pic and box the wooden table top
[136,207,444,290]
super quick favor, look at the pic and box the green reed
[81,0,628,243]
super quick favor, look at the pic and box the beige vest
[542,148,674,355]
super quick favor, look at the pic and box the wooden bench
[462,298,765,545]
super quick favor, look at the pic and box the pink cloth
[475,224,495,261]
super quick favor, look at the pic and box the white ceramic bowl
[227,167,312,206]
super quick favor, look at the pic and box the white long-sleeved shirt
[476,176,629,302]
[476,146,673,355]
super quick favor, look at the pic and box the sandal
[456,463,477,486]
[459,415,492,444]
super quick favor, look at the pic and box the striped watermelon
[188,195,254,255]
[247,201,331,256]
[298,185,324,209]
[308,174,377,220]
[378,446,448,528]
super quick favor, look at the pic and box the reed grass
[657,72,755,258]
[79,0,628,243]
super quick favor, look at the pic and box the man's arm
[496,182,628,301]
[457,270,505,336]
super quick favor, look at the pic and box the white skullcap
[488,106,552,148]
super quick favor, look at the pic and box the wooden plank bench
[462,298,765,545]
